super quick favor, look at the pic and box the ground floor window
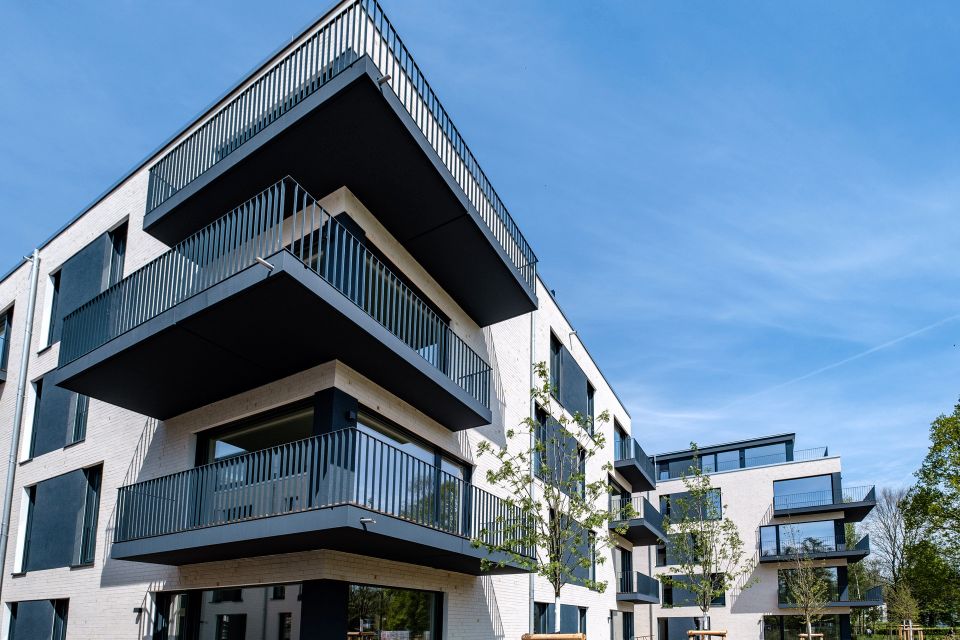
[155,583,301,640]
[764,614,843,640]
[347,584,440,640]
[611,610,634,640]
[658,616,710,640]
[6,599,68,640]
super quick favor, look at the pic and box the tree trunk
[554,592,562,633]
[806,617,813,639]
[701,609,710,631]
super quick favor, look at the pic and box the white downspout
[528,305,536,633]
[0,249,41,597]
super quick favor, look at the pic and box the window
[108,223,127,287]
[347,584,439,640]
[272,585,287,600]
[52,600,68,640]
[578,607,587,633]
[663,574,725,607]
[660,489,721,520]
[45,271,60,347]
[614,421,629,461]
[278,612,293,640]
[549,334,562,398]
[773,475,834,510]
[215,614,247,640]
[28,378,43,458]
[75,465,102,565]
[210,589,243,603]
[744,443,787,468]
[778,567,840,604]
[764,615,842,640]
[71,395,89,444]
[7,599,68,640]
[760,520,840,556]
[534,602,550,634]
[586,383,595,435]
[0,306,11,373]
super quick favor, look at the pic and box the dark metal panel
[559,604,579,633]
[49,233,112,344]
[559,345,589,419]
[25,469,86,571]
[31,376,76,457]
[300,581,348,640]
[10,599,56,640]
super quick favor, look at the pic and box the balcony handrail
[761,534,870,557]
[615,437,656,482]
[616,571,660,597]
[114,427,532,558]
[145,0,537,292]
[662,446,830,480]
[773,485,876,511]
[59,178,491,409]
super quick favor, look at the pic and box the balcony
[658,446,829,481]
[53,178,491,429]
[616,571,660,604]
[779,586,883,609]
[142,0,536,326]
[773,485,877,522]
[609,496,666,546]
[112,428,532,574]
[759,534,871,564]
[614,437,656,491]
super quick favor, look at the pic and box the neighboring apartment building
[645,435,879,640]
[0,1,664,639]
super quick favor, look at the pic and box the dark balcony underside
[144,57,536,327]
[111,503,525,576]
[773,500,875,523]
[52,251,490,428]
[614,459,656,492]
[616,592,659,605]
[610,518,665,546]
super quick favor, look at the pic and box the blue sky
[2,1,958,489]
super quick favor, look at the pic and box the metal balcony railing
[773,485,876,511]
[59,178,491,409]
[761,534,870,558]
[145,0,536,293]
[661,446,830,480]
[615,437,656,480]
[610,496,664,532]
[616,571,661,598]
[115,427,532,559]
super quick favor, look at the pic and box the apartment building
[0,1,664,639]
[645,435,879,640]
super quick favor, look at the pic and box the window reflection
[347,585,438,640]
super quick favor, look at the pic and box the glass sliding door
[347,584,440,640]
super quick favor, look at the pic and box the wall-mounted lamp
[377,75,392,86]
[255,257,275,271]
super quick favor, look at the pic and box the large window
[108,223,128,287]
[773,475,834,509]
[760,520,841,556]
[778,567,840,604]
[156,584,302,640]
[45,271,60,347]
[744,443,787,468]
[347,584,439,640]
[7,599,68,640]
[764,615,842,640]
[549,333,562,398]
[70,394,90,444]
[586,382,595,435]
[660,489,722,520]
[201,404,314,463]
[75,465,101,565]
[662,574,725,607]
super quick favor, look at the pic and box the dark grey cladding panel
[559,604,579,633]
[26,469,86,571]
[559,345,589,418]
[301,580,348,640]
[50,232,112,343]
[10,599,55,640]
[32,375,77,457]
[664,617,702,640]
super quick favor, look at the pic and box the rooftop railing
[660,446,830,480]
[60,178,490,409]
[146,0,536,293]
[616,571,661,599]
[615,437,656,481]
[115,427,532,559]
[610,496,664,533]
[773,485,876,511]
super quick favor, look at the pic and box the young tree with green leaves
[780,532,833,639]
[909,401,960,565]
[473,363,630,633]
[660,446,754,630]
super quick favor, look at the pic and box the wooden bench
[799,635,825,640]
[521,634,587,640]
[687,631,728,639]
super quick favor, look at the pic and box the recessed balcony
[609,496,666,546]
[614,437,656,492]
[773,485,876,522]
[759,534,871,564]
[53,178,491,429]
[111,427,532,574]
[142,1,536,326]
[616,571,660,604]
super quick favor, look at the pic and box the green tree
[779,535,834,639]
[887,581,920,627]
[910,400,960,562]
[474,363,629,633]
[659,447,754,629]
[902,539,960,626]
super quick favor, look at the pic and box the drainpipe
[528,305,536,633]
[0,249,41,597]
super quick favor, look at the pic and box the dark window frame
[0,306,12,373]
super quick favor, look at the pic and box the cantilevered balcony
[112,428,531,573]
[616,571,660,604]
[142,0,536,326]
[609,496,666,546]
[773,485,876,522]
[759,534,871,564]
[614,437,656,491]
[779,586,883,609]
[54,178,491,429]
